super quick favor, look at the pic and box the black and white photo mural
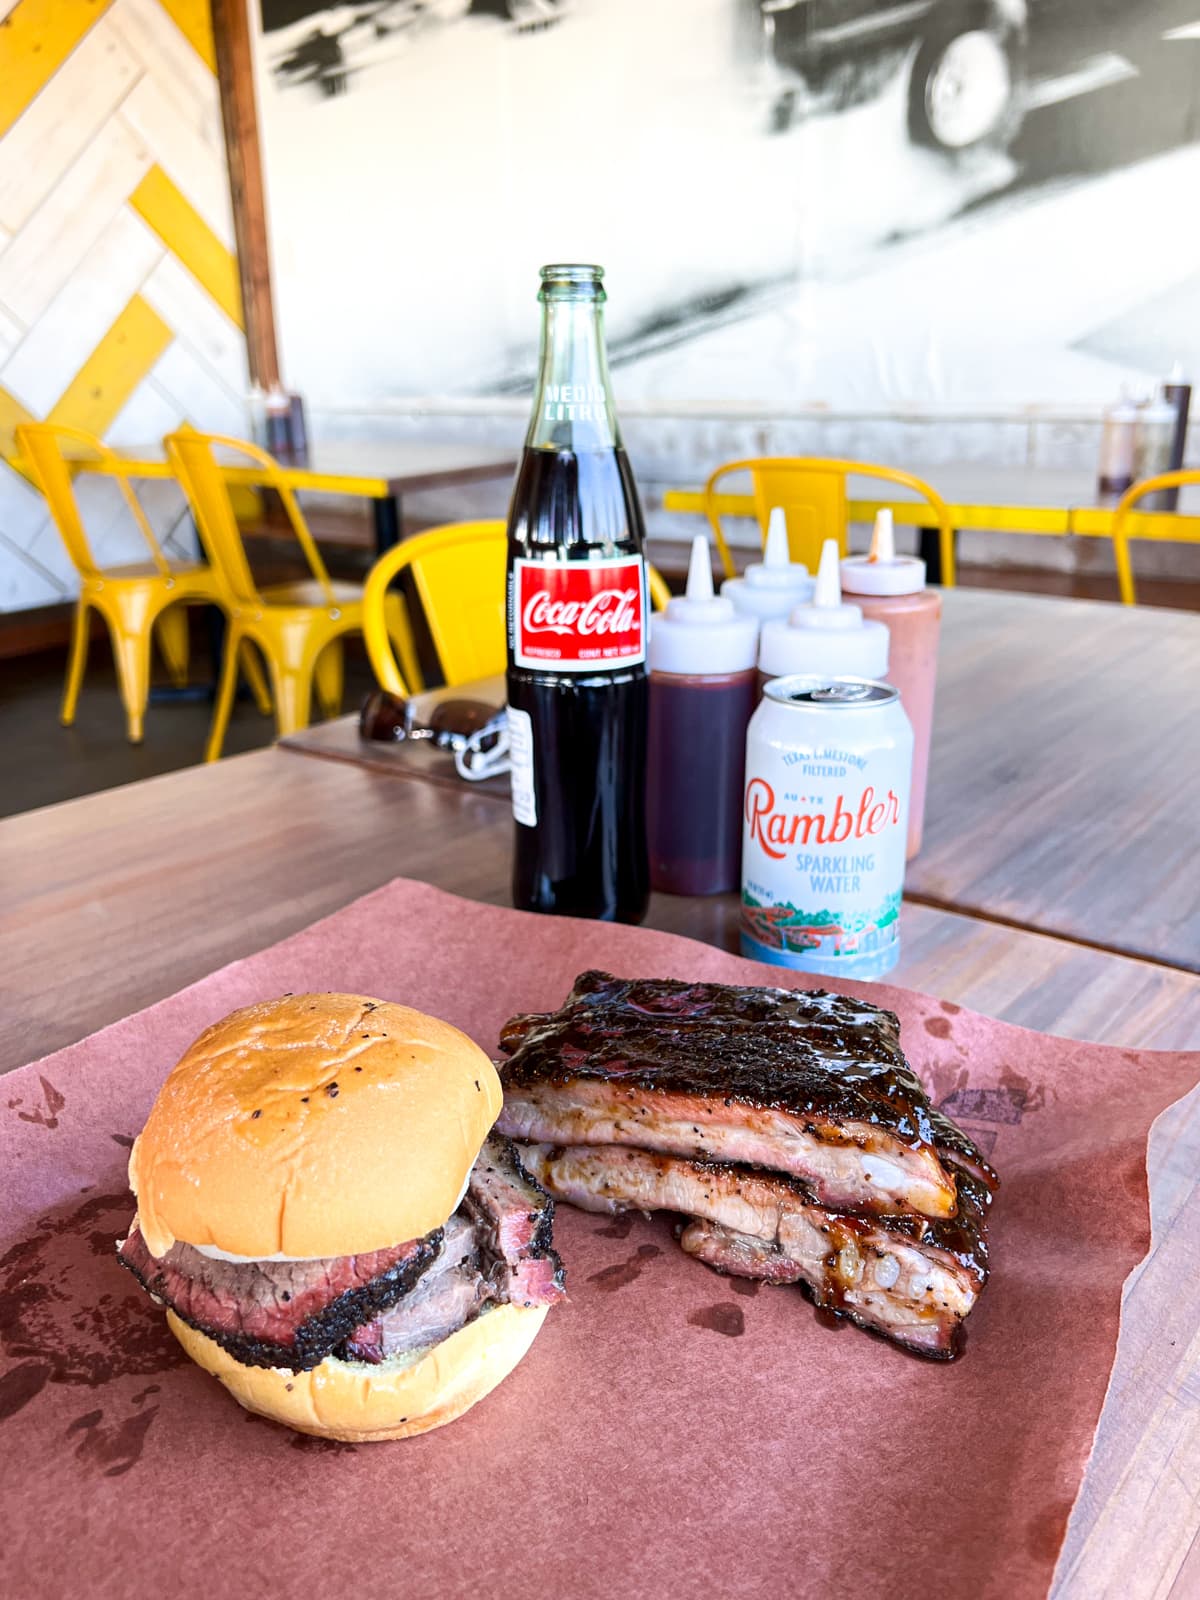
[251,1,1200,416]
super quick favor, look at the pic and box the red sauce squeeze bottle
[841,509,939,860]
[647,535,759,895]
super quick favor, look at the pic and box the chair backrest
[1110,469,1200,606]
[15,422,173,584]
[703,457,956,584]
[363,520,674,698]
[165,429,336,611]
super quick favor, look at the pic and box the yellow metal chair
[14,422,256,744]
[166,430,419,761]
[362,519,674,698]
[702,458,957,586]
[1110,470,1200,605]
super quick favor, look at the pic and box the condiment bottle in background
[721,507,814,621]
[1163,362,1192,512]
[1134,390,1178,512]
[1097,388,1137,497]
[758,538,889,689]
[841,509,939,860]
[647,534,759,896]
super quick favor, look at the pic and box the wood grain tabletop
[910,589,1200,973]
[285,587,1200,973]
[1,745,1197,1598]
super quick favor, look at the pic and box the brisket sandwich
[496,971,995,1359]
[118,993,564,1440]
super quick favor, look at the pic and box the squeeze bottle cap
[841,508,927,597]
[649,534,758,677]
[758,539,889,678]
[786,540,863,630]
[721,508,813,620]
[744,507,811,590]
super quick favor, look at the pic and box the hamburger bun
[130,992,503,1259]
[168,1301,548,1441]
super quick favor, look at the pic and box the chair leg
[940,523,957,589]
[269,660,314,740]
[1113,532,1137,606]
[110,623,153,745]
[313,638,344,720]
[61,601,91,726]
[238,641,273,714]
[154,604,190,688]
[384,593,424,694]
[205,624,242,763]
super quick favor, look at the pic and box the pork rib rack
[495,971,995,1358]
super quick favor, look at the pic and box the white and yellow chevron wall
[0,0,248,611]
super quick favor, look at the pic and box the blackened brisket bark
[465,1135,566,1308]
[497,971,995,1219]
[117,1225,440,1370]
[117,1135,564,1370]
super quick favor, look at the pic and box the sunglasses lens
[427,700,496,738]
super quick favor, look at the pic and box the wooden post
[212,0,281,391]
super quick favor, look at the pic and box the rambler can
[741,676,913,979]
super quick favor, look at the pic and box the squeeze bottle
[758,538,889,687]
[1098,389,1137,496]
[1134,391,1178,512]
[721,507,814,620]
[841,509,939,859]
[647,535,759,895]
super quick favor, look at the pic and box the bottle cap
[841,509,926,597]
[721,507,814,620]
[649,535,758,677]
[759,540,889,678]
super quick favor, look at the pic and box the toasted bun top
[129,993,502,1259]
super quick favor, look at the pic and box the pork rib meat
[522,1142,988,1357]
[498,971,994,1219]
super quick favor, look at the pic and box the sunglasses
[359,689,510,781]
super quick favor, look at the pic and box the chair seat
[258,578,365,611]
[86,562,215,589]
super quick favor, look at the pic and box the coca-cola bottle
[505,263,649,923]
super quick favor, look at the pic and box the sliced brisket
[465,1134,566,1308]
[339,1215,486,1363]
[117,1224,441,1370]
[497,971,995,1220]
[117,1134,564,1371]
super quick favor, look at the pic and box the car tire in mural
[907,3,1028,154]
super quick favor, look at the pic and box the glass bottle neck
[527,295,622,453]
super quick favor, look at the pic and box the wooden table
[0,743,1198,1599]
[284,589,1200,974]
[66,439,517,555]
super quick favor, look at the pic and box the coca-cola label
[512,555,646,671]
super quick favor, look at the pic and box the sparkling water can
[741,676,914,979]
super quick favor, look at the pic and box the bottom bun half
[167,1302,549,1442]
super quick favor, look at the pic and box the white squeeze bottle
[758,538,889,688]
[721,507,815,620]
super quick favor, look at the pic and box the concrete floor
[0,633,376,819]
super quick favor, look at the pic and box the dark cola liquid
[506,444,649,923]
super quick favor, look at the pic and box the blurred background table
[664,464,1200,583]
[66,439,517,555]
